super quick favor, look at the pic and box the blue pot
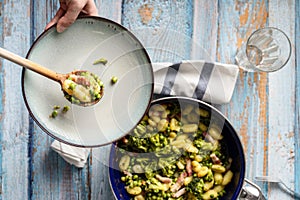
[109,96,246,200]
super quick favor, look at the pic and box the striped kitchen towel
[51,140,90,168]
[152,60,239,104]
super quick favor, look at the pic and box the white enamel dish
[22,17,154,147]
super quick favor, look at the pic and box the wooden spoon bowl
[0,47,103,107]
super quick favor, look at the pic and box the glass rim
[246,27,292,72]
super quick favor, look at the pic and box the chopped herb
[93,58,108,65]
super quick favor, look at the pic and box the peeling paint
[257,72,268,174]
[236,0,268,48]
[251,0,268,29]
[138,4,154,24]
[4,16,13,36]
[32,147,37,154]
[240,121,249,153]
[240,99,250,153]
[239,3,249,26]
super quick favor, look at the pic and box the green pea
[69,82,76,90]
[50,110,58,118]
[133,175,138,180]
[111,76,118,84]
[95,93,101,99]
[98,80,104,87]
[62,106,70,113]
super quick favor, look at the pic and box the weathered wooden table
[0,0,299,199]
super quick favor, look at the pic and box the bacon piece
[185,159,192,176]
[75,76,90,86]
[122,137,129,144]
[155,174,172,184]
[172,187,186,198]
[123,170,132,177]
[170,172,187,192]
[210,153,222,164]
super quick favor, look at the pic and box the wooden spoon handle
[0,47,61,82]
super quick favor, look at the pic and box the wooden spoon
[0,47,104,106]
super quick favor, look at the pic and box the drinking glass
[235,27,291,72]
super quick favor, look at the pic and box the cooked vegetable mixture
[116,102,234,200]
[62,71,104,105]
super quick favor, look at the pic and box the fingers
[56,3,83,33]
[45,7,65,31]
[85,0,99,16]
[47,0,99,33]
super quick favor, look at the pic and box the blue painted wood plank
[121,0,194,63]
[191,0,218,61]
[268,1,297,199]
[218,0,297,199]
[295,0,300,196]
[29,1,91,200]
[89,1,122,199]
[96,0,122,23]
[0,1,4,199]
[216,0,272,198]
[0,0,31,199]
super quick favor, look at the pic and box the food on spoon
[116,102,233,200]
[62,71,104,105]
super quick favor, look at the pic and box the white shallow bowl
[22,17,154,147]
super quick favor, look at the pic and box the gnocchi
[117,101,235,200]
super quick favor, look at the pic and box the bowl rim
[108,96,246,199]
[21,16,154,147]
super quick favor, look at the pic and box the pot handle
[239,178,267,200]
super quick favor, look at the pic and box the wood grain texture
[191,0,218,61]
[121,0,194,62]
[216,0,272,197]
[267,1,297,199]
[0,0,298,200]
[89,1,122,199]
[0,0,31,199]
[218,0,297,199]
[218,0,267,171]
[295,0,300,196]
[95,0,122,24]
[29,1,91,200]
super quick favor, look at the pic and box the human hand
[45,0,98,33]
